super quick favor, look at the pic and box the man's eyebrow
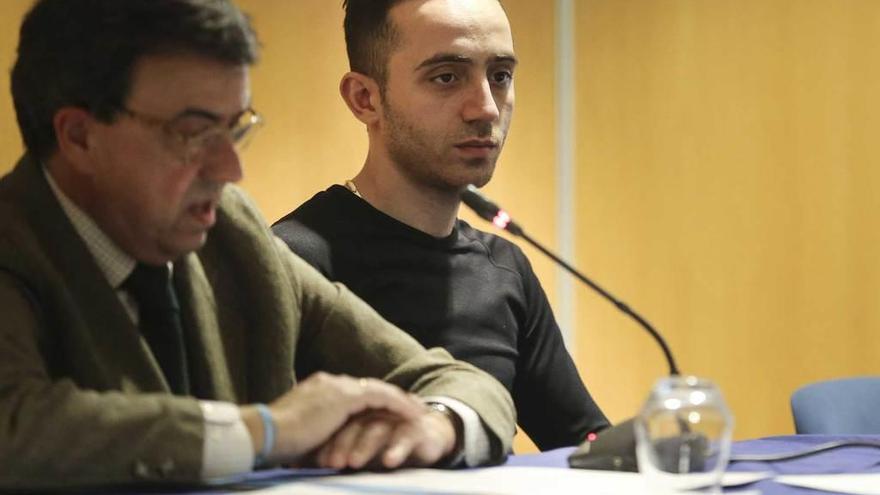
[414,53,518,71]
[493,55,518,67]
[173,107,250,124]
[174,108,222,122]
[415,53,472,71]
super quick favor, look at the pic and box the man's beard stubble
[382,100,503,192]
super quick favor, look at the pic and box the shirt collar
[43,166,136,289]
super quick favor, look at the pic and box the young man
[273,0,609,450]
[0,0,514,490]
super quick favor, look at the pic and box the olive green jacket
[0,156,514,490]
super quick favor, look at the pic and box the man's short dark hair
[342,0,407,88]
[11,0,260,163]
[343,0,504,89]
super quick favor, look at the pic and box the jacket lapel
[173,254,237,401]
[8,157,168,393]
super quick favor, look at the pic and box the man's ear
[52,107,98,174]
[339,71,383,126]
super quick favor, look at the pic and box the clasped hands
[241,372,458,470]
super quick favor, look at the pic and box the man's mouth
[188,199,218,228]
[455,138,498,149]
[455,138,498,158]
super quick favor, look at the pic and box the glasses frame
[117,106,264,163]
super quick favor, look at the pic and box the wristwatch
[427,402,465,466]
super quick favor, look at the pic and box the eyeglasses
[118,106,263,163]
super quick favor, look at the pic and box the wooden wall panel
[0,1,30,170]
[575,0,880,440]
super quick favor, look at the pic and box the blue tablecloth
[135,434,880,494]
[730,434,880,474]
[726,434,880,493]
[504,434,880,494]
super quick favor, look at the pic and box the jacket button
[132,460,151,479]
[159,458,176,478]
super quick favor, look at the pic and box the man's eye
[432,73,458,85]
[492,71,513,86]
[170,117,216,138]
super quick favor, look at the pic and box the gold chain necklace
[344,179,362,198]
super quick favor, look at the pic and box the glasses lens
[230,110,262,150]
[181,109,262,162]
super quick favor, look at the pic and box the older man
[0,0,513,490]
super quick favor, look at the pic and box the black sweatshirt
[273,185,609,450]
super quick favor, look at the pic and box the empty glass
[635,376,734,493]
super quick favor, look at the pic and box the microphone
[460,184,694,472]
[460,185,679,376]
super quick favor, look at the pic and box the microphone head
[460,184,523,236]
[460,184,500,222]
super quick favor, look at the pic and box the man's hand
[241,372,425,465]
[312,405,458,470]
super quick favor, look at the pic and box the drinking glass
[634,375,734,493]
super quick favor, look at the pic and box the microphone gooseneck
[461,184,680,376]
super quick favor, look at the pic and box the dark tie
[123,263,190,395]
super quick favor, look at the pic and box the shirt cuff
[199,401,254,480]
[422,396,490,467]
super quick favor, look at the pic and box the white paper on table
[251,466,770,495]
[775,473,880,495]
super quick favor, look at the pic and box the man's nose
[461,78,501,123]
[199,138,244,184]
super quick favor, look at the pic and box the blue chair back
[791,376,880,434]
